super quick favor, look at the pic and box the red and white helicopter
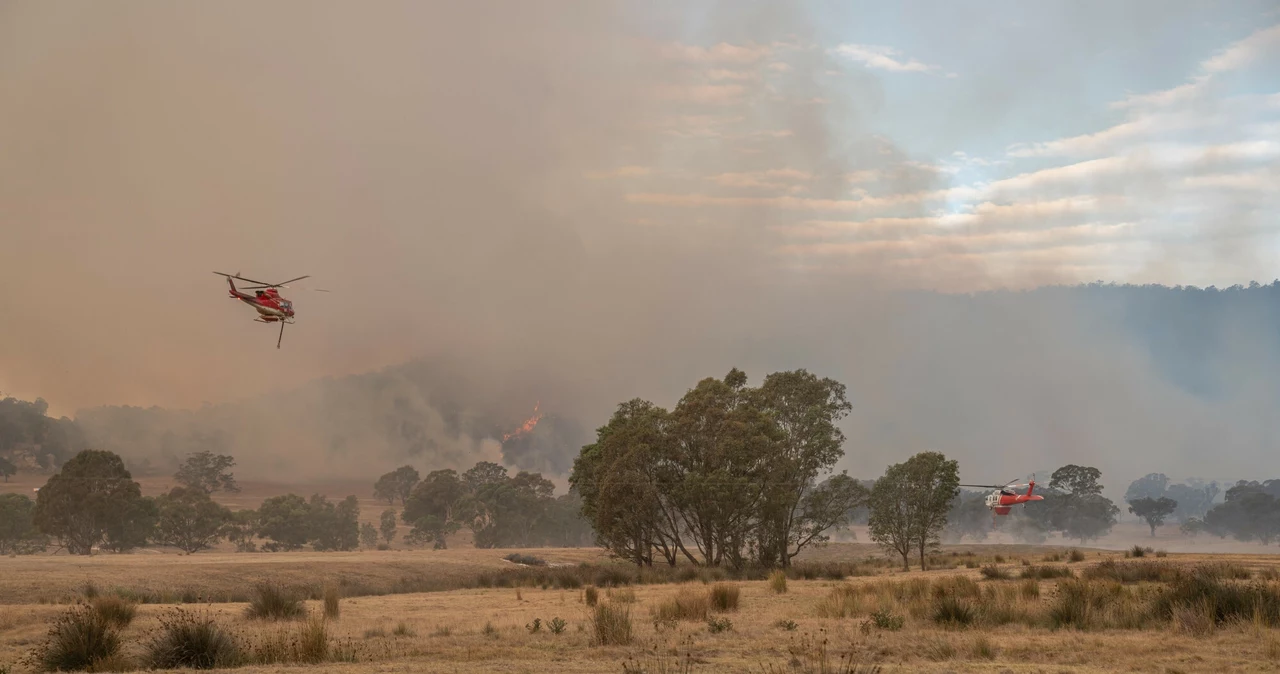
[959,476,1044,517]
[214,272,327,348]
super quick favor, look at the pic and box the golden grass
[4,544,1280,672]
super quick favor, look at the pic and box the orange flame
[502,402,544,442]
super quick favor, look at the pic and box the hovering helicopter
[959,475,1044,518]
[213,272,327,348]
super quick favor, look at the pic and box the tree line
[371,460,593,549]
[0,449,370,555]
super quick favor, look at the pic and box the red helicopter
[959,476,1044,517]
[213,272,326,348]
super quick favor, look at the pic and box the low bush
[979,565,1011,580]
[504,553,547,566]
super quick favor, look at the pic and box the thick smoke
[2,1,1278,493]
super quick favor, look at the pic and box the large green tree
[0,493,47,554]
[1128,496,1178,537]
[402,469,466,548]
[0,455,16,482]
[753,369,859,568]
[571,399,681,566]
[174,451,240,494]
[1048,465,1119,543]
[373,465,420,505]
[32,449,148,555]
[868,451,959,571]
[153,486,232,553]
[665,369,780,568]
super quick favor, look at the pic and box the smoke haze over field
[1,1,1279,490]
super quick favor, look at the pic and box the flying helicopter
[213,272,327,348]
[959,475,1044,518]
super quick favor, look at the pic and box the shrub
[870,608,904,631]
[91,596,137,628]
[144,607,243,670]
[706,616,732,633]
[245,583,305,620]
[584,586,599,607]
[1068,549,1086,563]
[504,553,546,566]
[30,604,123,673]
[590,603,633,646]
[932,596,975,627]
[775,618,798,631]
[1129,545,1147,558]
[979,565,1011,580]
[769,570,788,594]
[709,583,740,611]
[526,618,542,634]
[323,584,341,619]
[593,568,631,588]
[548,617,567,634]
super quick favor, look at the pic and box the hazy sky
[1,1,1278,487]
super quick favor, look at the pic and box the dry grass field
[5,476,1280,672]
[3,544,1280,672]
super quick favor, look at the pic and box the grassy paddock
[2,546,1280,673]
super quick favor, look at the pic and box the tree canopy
[571,368,864,569]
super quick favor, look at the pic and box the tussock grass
[1084,559,1181,584]
[652,589,711,622]
[768,570,787,594]
[607,587,636,604]
[90,596,136,628]
[709,583,740,611]
[815,585,863,619]
[323,583,341,619]
[1021,565,1073,580]
[979,564,1011,580]
[144,607,243,670]
[28,604,123,673]
[1068,548,1087,563]
[589,603,633,646]
[932,595,975,627]
[245,583,306,620]
[584,585,599,607]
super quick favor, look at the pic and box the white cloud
[831,43,943,74]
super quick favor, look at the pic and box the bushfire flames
[502,402,544,443]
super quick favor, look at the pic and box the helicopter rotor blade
[213,271,275,287]
[272,275,311,287]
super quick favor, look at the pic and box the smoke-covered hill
[19,280,1280,489]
